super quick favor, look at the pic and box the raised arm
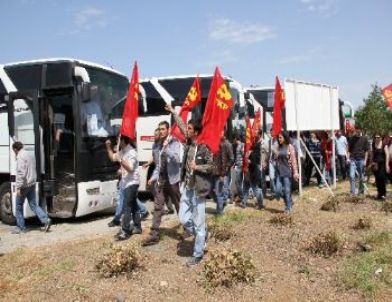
[165,104,187,137]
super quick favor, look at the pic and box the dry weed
[95,242,144,278]
[353,217,372,230]
[381,201,392,213]
[341,194,365,204]
[269,213,293,226]
[202,248,255,288]
[320,196,339,212]
[307,231,341,257]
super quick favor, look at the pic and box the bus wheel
[0,182,16,225]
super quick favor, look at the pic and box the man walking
[166,104,213,266]
[335,130,348,180]
[347,129,369,195]
[142,121,182,246]
[12,142,51,234]
[212,131,233,215]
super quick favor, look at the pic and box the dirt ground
[1,182,392,302]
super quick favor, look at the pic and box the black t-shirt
[348,136,369,160]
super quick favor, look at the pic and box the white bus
[0,58,130,225]
[134,74,260,192]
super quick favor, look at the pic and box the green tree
[354,85,392,136]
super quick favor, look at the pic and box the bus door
[41,92,77,218]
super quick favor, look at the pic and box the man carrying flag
[106,62,142,241]
[171,76,201,142]
[239,118,264,209]
[165,103,213,266]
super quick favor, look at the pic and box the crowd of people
[10,105,392,266]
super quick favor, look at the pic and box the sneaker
[141,236,159,246]
[11,228,26,234]
[186,256,203,267]
[44,218,52,232]
[141,211,150,221]
[108,220,120,227]
[115,231,131,241]
[257,204,265,210]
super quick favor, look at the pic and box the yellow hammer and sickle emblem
[385,90,392,99]
[217,84,232,101]
[184,87,198,106]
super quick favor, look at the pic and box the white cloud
[300,0,339,17]
[74,7,108,31]
[209,18,276,44]
[276,46,323,65]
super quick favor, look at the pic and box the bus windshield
[80,67,128,137]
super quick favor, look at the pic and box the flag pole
[293,80,303,196]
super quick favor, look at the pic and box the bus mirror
[244,92,250,100]
[246,100,255,118]
[80,82,91,102]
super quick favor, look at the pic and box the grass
[31,260,77,281]
[340,232,392,295]
[207,210,261,242]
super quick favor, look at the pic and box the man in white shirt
[335,130,348,180]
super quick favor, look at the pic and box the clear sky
[0,0,391,108]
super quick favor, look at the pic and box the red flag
[242,117,253,172]
[252,108,262,141]
[382,83,392,111]
[271,76,285,138]
[120,61,139,140]
[197,67,233,154]
[171,76,201,142]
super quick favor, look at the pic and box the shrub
[320,196,339,212]
[353,217,372,230]
[95,243,144,278]
[307,232,341,257]
[269,213,293,226]
[202,248,255,288]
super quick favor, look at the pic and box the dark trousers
[336,155,347,180]
[150,181,180,237]
[122,184,141,234]
[374,166,386,198]
[305,156,322,185]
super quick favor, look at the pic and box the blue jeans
[223,171,231,200]
[275,176,293,212]
[179,188,206,258]
[269,161,276,196]
[234,166,244,200]
[349,159,365,195]
[113,185,147,223]
[242,178,263,207]
[214,176,225,214]
[16,185,49,231]
[121,184,141,234]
